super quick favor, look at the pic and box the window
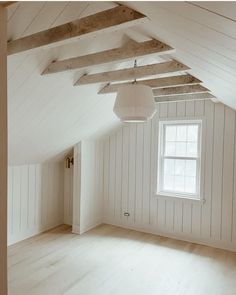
[157,119,202,200]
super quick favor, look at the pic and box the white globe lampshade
[113,84,156,122]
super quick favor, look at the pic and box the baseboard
[103,220,236,253]
[8,222,65,246]
[79,222,103,235]
[72,224,80,234]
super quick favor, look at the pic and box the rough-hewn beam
[155,92,215,102]
[7,5,148,55]
[153,84,209,97]
[42,38,173,75]
[0,1,17,7]
[98,74,201,94]
[75,60,189,85]
[0,6,8,295]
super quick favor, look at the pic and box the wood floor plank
[8,224,236,295]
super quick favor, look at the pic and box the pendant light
[113,60,156,122]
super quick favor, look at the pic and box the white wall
[102,100,236,251]
[80,140,104,234]
[64,164,73,226]
[72,140,103,234]
[8,162,64,245]
[72,143,81,234]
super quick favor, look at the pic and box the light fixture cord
[133,59,137,84]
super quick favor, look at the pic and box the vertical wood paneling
[12,167,21,232]
[103,138,109,221]
[165,103,177,231]
[135,124,144,224]
[174,101,186,233]
[0,7,7,292]
[41,163,48,228]
[8,167,13,235]
[211,103,224,240]
[102,100,236,251]
[201,100,214,238]
[8,162,64,245]
[191,100,205,237]
[128,124,137,225]
[232,117,236,243]
[64,165,73,225]
[97,141,104,223]
[142,121,151,225]
[72,143,81,234]
[48,163,55,227]
[77,140,103,234]
[20,166,28,230]
[115,129,122,221]
[109,134,116,220]
[28,165,36,228]
[221,107,235,241]
[121,125,129,224]
[157,104,168,228]
[55,162,63,225]
[149,108,158,226]
[35,164,42,226]
[183,100,195,234]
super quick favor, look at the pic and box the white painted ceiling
[7,1,236,164]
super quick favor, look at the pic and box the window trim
[156,117,205,202]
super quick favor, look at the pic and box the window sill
[155,193,205,204]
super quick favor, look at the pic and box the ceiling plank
[153,84,209,97]
[7,5,148,55]
[98,74,201,94]
[155,92,215,102]
[75,60,189,85]
[42,38,173,75]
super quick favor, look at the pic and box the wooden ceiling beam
[0,1,17,7]
[75,59,189,85]
[153,84,209,97]
[42,38,173,75]
[155,93,215,103]
[7,5,148,55]
[98,74,201,94]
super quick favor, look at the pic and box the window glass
[158,120,202,199]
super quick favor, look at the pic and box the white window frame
[156,118,205,201]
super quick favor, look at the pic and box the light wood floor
[8,224,236,295]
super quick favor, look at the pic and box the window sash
[158,120,202,199]
[159,157,200,196]
[163,123,200,158]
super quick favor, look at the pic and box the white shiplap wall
[72,140,104,234]
[80,140,104,234]
[64,164,73,226]
[103,100,236,251]
[8,162,64,245]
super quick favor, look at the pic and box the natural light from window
[157,120,202,200]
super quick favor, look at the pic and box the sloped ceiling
[7,1,236,164]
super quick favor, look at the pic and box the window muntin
[157,120,202,199]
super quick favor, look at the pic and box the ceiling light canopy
[113,84,156,122]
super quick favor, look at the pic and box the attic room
[0,1,236,294]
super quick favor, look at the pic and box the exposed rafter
[155,93,215,103]
[7,5,148,55]
[42,38,173,75]
[0,1,17,7]
[98,74,201,94]
[75,60,189,85]
[153,84,209,97]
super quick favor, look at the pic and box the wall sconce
[65,157,74,169]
